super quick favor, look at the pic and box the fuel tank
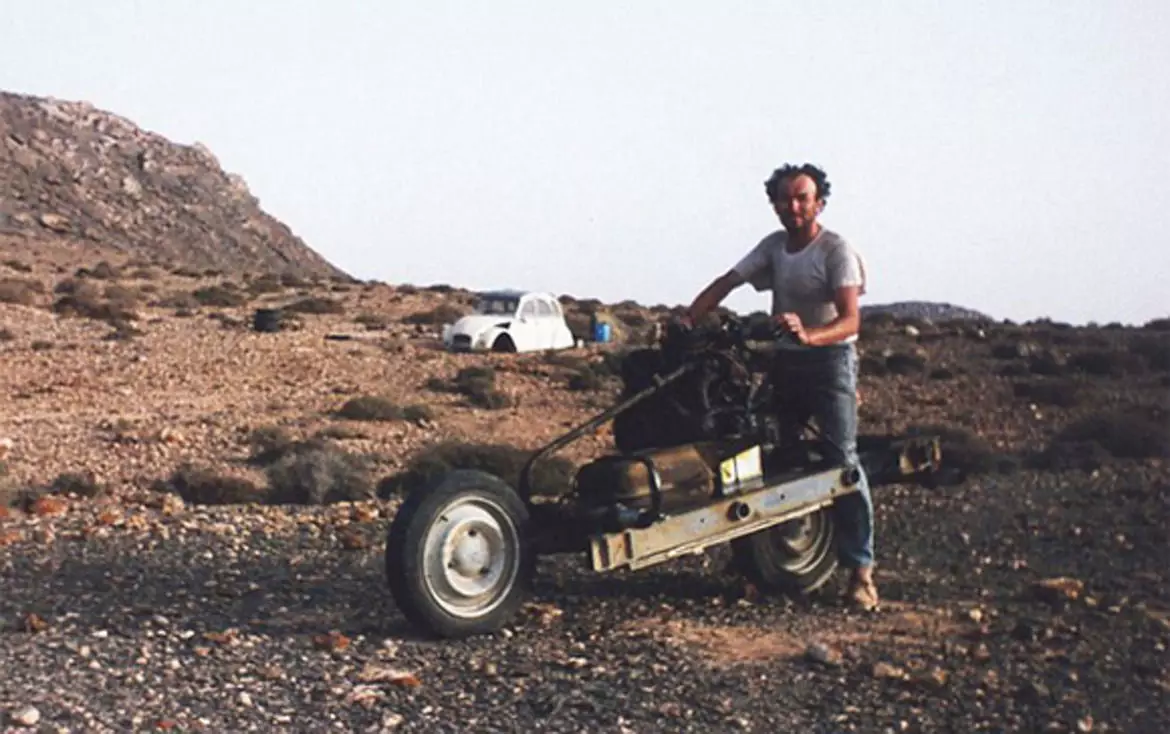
[574,443,720,515]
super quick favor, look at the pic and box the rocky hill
[0,90,346,279]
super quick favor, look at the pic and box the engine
[572,317,774,529]
[611,320,759,453]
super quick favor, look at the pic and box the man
[682,163,878,611]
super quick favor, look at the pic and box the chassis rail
[589,434,941,573]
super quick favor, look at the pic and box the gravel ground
[3,462,1168,733]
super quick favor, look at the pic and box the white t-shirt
[732,227,867,338]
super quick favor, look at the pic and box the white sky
[3,1,1167,324]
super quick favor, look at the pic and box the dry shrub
[404,303,467,325]
[77,261,121,280]
[1028,440,1113,473]
[0,328,14,342]
[455,366,511,409]
[265,441,378,505]
[1012,379,1082,408]
[192,285,249,308]
[0,277,44,306]
[615,308,650,329]
[247,273,285,295]
[568,369,603,391]
[172,266,203,279]
[165,463,267,505]
[1130,334,1170,371]
[885,351,928,375]
[279,272,312,288]
[377,440,575,498]
[2,259,32,273]
[1027,350,1067,376]
[1051,408,1169,460]
[336,395,435,423]
[284,296,345,315]
[246,425,297,465]
[1067,349,1146,377]
[52,278,139,322]
[103,319,143,341]
[860,353,888,377]
[354,312,390,330]
[128,266,160,280]
[315,424,369,441]
[543,351,590,371]
[152,291,200,310]
[49,471,103,498]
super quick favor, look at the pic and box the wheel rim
[421,496,521,619]
[766,510,833,574]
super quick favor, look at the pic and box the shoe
[845,569,880,611]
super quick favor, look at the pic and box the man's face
[770,173,822,231]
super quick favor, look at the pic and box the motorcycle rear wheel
[730,507,838,595]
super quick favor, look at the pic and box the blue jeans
[771,342,874,569]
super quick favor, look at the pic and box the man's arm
[802,285,861,346]
[685,269,745,323]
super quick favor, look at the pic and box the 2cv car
[386,312,943,639]
[441,289,578,354]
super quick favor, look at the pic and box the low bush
[265,441,378,505]
[403,303,466,325]
[1012,379,1081,408]
[0,278,43,306]
[354,312,390,330]
[1130,334,1170,372]
[164,463,267,505]
[885,351,928,375]
[52,279,140,322]
[377,440,575,498]
[192,285,249,308]
[284,296,345,315]
[1067,349,1146,377]
[1050,408,1169,460]
[336,395,435,423]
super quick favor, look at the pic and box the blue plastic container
[593,321,612,343]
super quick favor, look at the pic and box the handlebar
[666,311,810,353]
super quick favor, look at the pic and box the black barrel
[253,308,283,333]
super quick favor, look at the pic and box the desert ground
[1,242,1168,733]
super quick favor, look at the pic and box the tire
[730,507,838,595]
[385,469,534,639]
[491,334,516,352]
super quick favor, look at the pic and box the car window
[475,298,518,316]
[534,299,553,317]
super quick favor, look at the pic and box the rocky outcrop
[0,90,347,279]
[863,300,992,323]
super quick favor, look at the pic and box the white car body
[441,290,578,353]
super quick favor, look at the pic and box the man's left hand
[777,312,809,344]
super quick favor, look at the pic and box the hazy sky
[4,1,1167,324]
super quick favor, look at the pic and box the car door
[517,298,541,350]
[532,297,557,348]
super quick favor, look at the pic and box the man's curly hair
[764,163,832,203]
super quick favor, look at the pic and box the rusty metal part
[589,434,943,573]
[590,465,852,573]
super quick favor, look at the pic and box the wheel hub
[422,498,520,618]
